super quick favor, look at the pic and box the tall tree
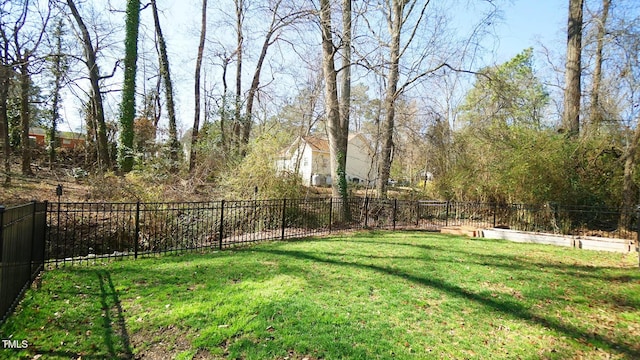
[589,0,610,128]
[9,1,50,176]
[563,0,584,137]
[367,0,496,197]
[319,0,350,201]
[190,0,208,173]
[233,0,244,148]
[150,0,180,172]
[0,0,14,184]
[66,0,111,169]
[338,0,351,193]
[118,0,141,172]
[373,0,438,197]
[18,50,34,176]
[375,0,404,198]
[47,18,69,167]
[241,0,310,155]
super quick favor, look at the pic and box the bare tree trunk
[84,99,97,163]
[563,0,584,137]
[337,0,352,210]
[376,0,403,198]
[67,0,111,169]
[320,0,348,200]
[0,59,11,185]
[242,33,270,155]
[339,0,351,159]
[242,0,309,155]
[233,0,244,149]
[18,55,33,176]
[220,56,230,154]
[150,0,180,172]
[190,0,207,173]
[589,0,610,129]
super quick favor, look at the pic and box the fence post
[415,200,420,227]
[56,201,61,268]
[393,199,397,230]
[364,197,369,228]
[281,199,287,240]
[445,201,450,227]
[329,198,333,233]
[492,202,497,228]
[30,200,37,274]
[219,200,225,250]
[134,201,140,259]
[43,201,48,263]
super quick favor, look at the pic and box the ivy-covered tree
[47,17,70,167]
[118,0,141,172]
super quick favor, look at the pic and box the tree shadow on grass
[95,270,133,359]
[253,247,640,359]
[309,236,640,282]
[27,269,134,360]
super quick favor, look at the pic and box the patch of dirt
[192,348,217,359]
[1,168,91,206]
[131,324,192,360]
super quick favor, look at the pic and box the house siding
[345,135,376,185]
[277,134,376,187]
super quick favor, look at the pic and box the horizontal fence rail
[0,201,47,324]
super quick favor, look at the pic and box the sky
[493,0,567,64]
[57,0,570,134]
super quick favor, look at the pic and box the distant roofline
[29,127,86,140]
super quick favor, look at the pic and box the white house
[276,133,377,186]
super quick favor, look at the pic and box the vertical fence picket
[329,198,333,233]
[43,201,49,264]
[364,197,369,228]
[281,199,287,240]
[445,201,450,227]
[393,199,397,231]
[135,201,140,259]
[493,203,497,228]
[219,200,225,250]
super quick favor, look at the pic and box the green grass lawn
[1,231,639,359]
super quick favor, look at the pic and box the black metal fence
[1,197,638,324]
[414,201,638,239]
[43,198,639,265]
[0,201,47,324]
[45,198,366,265]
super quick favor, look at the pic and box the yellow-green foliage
[87,171,168,202]
[218,132,307,200]
[440,126,625,206]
